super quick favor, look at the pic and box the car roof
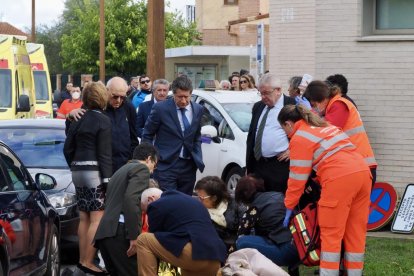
[193,90,260,104]
[0,119,65,129]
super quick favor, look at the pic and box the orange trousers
[318,170,371,276]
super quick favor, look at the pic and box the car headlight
[48,192,77,209]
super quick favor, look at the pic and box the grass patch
[297,237,414,275]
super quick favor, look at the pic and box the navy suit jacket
[148,190,227,262]
[136,99,154,138]
[142,98,205,172]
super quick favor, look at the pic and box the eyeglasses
[140,80,151,84]
[111,95,126,101]
[198,195,211,201]
[240,80,248,84]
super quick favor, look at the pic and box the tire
[225,166,244,194]
[45,225,60,276]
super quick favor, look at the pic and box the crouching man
[138,188,227,276]
[94,143,158,276]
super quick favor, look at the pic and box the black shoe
[77,263,108,275]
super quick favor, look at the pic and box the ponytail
[278,104,328,127]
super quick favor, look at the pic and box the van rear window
[33,71,49,101]
[0,69,12,108]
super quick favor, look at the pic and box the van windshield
[33,71,49,100]
[0,69,12,108]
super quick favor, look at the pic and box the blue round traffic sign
[368,182,398,231]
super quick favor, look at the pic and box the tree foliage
[56,0,200,75]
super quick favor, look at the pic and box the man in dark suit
[246,73,296,193]
[94,143,158,276]
[136,79,169,138]
[137,188,227,276]
[142,75,205,195]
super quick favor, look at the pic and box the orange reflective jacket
[326,95,377,168]
[285,120,370,209]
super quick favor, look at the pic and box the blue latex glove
[295,96,311,110]
[283,209,293,228]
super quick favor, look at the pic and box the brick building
[165,0,270,83]
[268,1,414,193]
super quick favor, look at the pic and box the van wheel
[225,166,243,195]
[45,225,60,276]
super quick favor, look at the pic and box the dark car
[0,140,60,275]
[0,119,78,248]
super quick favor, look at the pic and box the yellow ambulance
[26,43,53,118]
[0,34,36,120]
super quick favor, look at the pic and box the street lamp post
[147,0,165,79]
[99,0,105,82]
[31,0,36,42]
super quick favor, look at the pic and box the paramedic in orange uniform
[303,80,377,187]
[278,105,371,276]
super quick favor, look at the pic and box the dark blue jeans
[236,235,299,267]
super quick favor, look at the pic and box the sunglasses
[240,80,248,84]
[140,80,151,84]
[111,95,126,100]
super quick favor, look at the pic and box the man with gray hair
[246,73,296,193]
[136,79,169,138]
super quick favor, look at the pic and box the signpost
[391,184,414,233]
[256,23,265,77]
[367,182,398,231]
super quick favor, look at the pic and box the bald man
[106,77,139,173]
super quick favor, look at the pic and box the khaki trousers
[137,233,220,276]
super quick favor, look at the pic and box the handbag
[289,202,321,267]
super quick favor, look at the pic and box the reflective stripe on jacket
[326,95,377,167]
[285,120,369,209]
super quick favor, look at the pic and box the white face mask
[72,92,81,100]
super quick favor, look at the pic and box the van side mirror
[201,125,218,138]
[17,95,30,112]
[35,173,57,190]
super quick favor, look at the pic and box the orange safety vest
[326,95,377,168]
[285,120,369,209]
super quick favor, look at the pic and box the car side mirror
[17,95,30,112]
[201,125,218,138]
[35,173,57,190]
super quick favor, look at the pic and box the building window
[363,0,414,35]
[224,0,238,5]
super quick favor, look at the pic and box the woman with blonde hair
[64,81,112,275]
[239,74,257,91]
[278,104,371,276]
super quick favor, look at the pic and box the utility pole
[147,0,165,79]
[99,0,105,82]
[31,0,36,42]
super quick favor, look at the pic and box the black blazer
[64,109,112,181]
[246,95,296,173]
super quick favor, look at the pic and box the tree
[60,0,200,76]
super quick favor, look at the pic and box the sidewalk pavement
[366,225,414,240]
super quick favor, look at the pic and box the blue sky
[0,0,194,31]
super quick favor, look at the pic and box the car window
[221,103,254,132]
[218,119,235,140]
[198,100,224,130]
[0,128,68,169]
[0,145,29,191]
